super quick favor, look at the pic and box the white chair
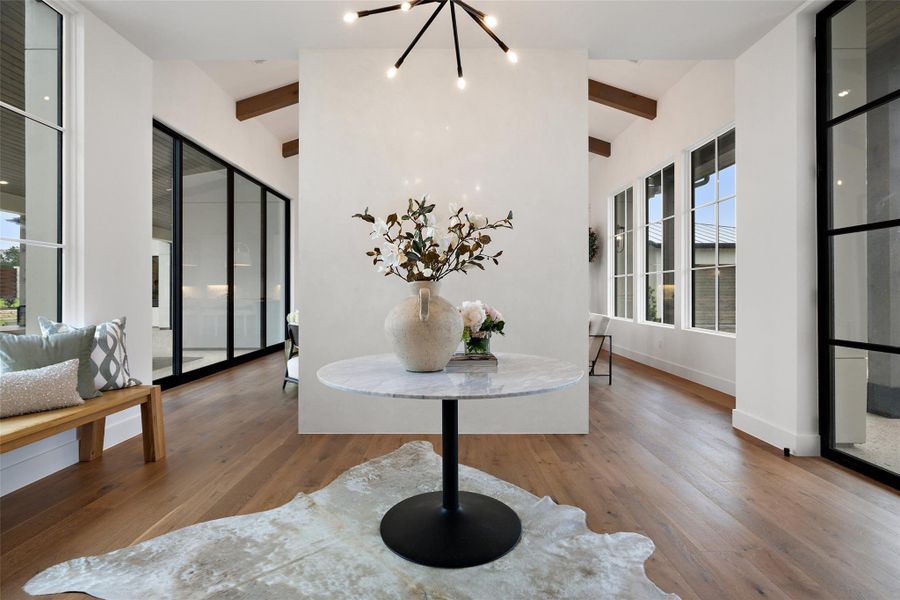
[588,313,612,383]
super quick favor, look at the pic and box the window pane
[646,171,662,223]
[646,273,661,323]
[0,240,58,335]
[625,231,633,275]
[663,272,675,325]
[831,99,899,230]
[832,226,899,347]
[663,217,674,271]
[614,233,626,275]
[692,268,716,330]
[0,0,62,125]
[266,193,286,346]
[646,223,662,273]
[151,129,174,378]
[626,187,633,231]
[718,266,736,333]
[615,277,627,318]
[663,163,675,218]
[830,0,900,120]
[718,129,735,199]
[832,346,899,475]
[626,276,633,319]
[718,198,736,266]
[691,140,716,207]
[614,190,627,232]
[182,145,228,372]
[235,174,262,356]
[692,205,716,267]
[0,107,60,243]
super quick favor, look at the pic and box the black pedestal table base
[379,399,522,568]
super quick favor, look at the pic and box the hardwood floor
[1,352,898,599]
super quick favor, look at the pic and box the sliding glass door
[817,0,899,488]
[151,122,290,387]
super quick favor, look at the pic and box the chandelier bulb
[484,15,498,29]
[387,66,398,79]
[506,49,518,64]
[401,2,411,11]
[457,76,467,90]
[343,12,359,23]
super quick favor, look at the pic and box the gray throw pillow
[38,316,140,391]
[0,359,84,418]
[0,328,101,399]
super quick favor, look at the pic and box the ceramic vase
[385,281,463,372]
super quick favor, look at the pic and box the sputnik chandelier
[343,0,518,90]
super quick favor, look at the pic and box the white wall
[152,60,297,202]
[297,49,589,433]
[2,5,154,495]
[589,61,736,394]
[733,2,820,455]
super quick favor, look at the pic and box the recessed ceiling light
[0,180,8,185]
[838,89,850,97]
[43,95,50,101]
[836,179,843,186]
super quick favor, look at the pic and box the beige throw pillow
[0,359,84,418]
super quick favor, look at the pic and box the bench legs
[78,418,106,462]
[140,387,166,462]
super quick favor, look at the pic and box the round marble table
[317,352,583,568]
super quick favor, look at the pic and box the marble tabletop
[317,353,583,400]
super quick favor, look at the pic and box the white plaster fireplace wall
[297,49,588,433]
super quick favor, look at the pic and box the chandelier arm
[358,3,407,18]
[394,0,449,68]
[459,2,508,53]
[450,1,463,78]
[451,0,485,19]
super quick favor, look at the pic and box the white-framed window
[0,0,65,335]
[688,129,735,333]
[643,163,675,325]
[610,186,634,319]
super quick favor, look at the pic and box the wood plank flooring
[1,352,898,599]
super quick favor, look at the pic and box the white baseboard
[732,409,820,456]
[0,407,143,496]
[613,345,736,396]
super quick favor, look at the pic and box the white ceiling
[82,1,803,60]
[196,60,300,142]
[90,1,801,152]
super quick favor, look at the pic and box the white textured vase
[385,281,463,372]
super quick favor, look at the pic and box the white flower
[370,218,388,240]
[459,300,486,332]
[422,267,434,278]
[441,231,460,251]
[468,213,488,228]
[485,305,502,322]
[379,242,401,271]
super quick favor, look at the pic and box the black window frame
[0,0,64,331]
[815,0,900,489]
[152,120,291,390]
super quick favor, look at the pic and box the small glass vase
[464,332,492,355]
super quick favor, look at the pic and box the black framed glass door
[816,0,899,488]
[152,121,291,388]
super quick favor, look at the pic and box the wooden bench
[0,385,165,462]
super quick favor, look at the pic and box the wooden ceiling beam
[236,82,299,121]
[588,79,657,120]
[282,139,299,158]
[589,137,611,157]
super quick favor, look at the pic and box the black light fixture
[343,0,518,90]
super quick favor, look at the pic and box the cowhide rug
[25,441,677,599]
